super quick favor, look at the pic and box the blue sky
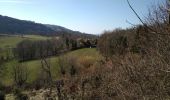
[0,0,165,34]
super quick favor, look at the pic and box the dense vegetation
[0,35,98,99]
[1,1,170,100]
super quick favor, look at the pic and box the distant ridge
[0,15,96,38]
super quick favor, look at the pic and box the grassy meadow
[0,35,50,48]
[1,47,101,86]
[0,35,51,59]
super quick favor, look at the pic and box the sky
[0,0,165,34]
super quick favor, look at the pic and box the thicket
[2,1,170,100]
[49,1,170,100]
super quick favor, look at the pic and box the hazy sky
[0,0,165,34]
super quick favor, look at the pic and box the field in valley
[0,35,101,86]
[0,34,50,48]
[0,35,51,58]
[1,48,100,86]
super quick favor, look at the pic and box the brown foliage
[54,2,170,100]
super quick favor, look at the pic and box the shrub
[58,55,79,77]
[97,29,134,59]
[12,62,29,87]
[78,56,96,68]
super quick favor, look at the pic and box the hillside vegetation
[1,1,170,100]
[1,48,101,86]
[0,15,96,38]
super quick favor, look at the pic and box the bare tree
[12,63,28,87]
[40,57,53,96]
[127,0,170,35]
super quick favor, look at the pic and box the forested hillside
[0,15,96,38]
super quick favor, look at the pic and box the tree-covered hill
[0,15,96,38]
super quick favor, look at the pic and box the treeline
[13,37,97,61]
[97,26,153,57]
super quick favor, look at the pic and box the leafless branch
[126,19,138,27]
[127,0,145,25]
[127,0,170,36]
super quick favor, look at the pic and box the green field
[0,35,50,48]
[1,48,101,86]
[0,36,25,48]
[0,35,50,85]
[22,35,51,40]
[0,35,51,58]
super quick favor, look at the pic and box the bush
[57,2,170,99]
[97,29,134,58]
[78,56,96,68]
[58,55,79,77]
